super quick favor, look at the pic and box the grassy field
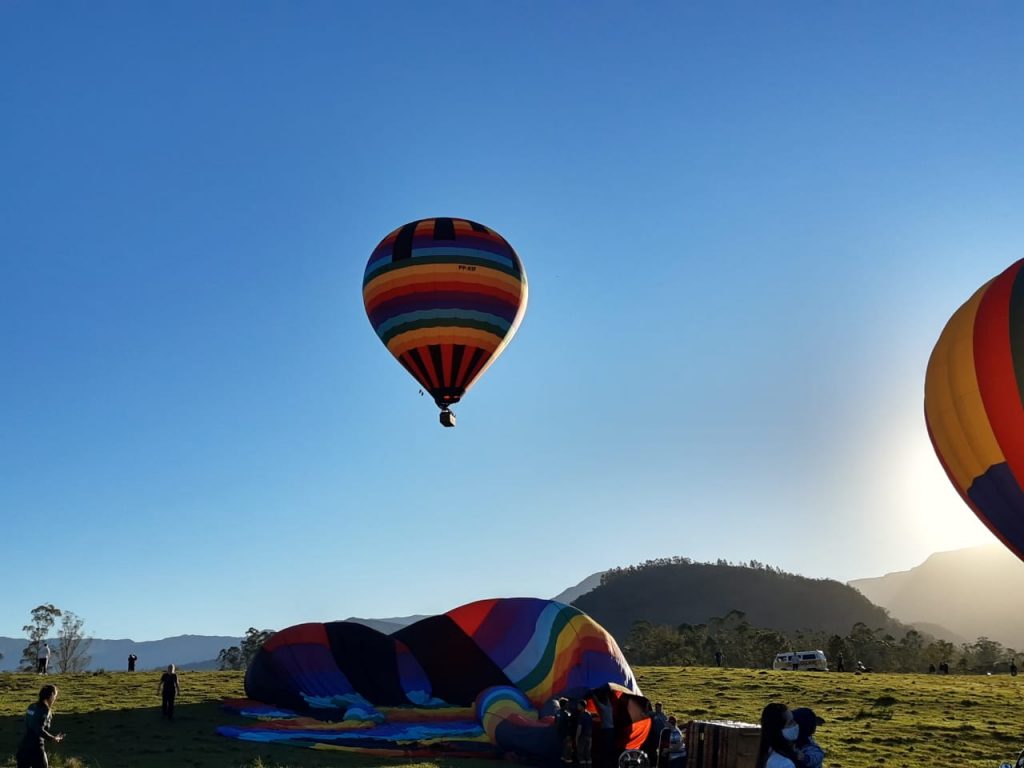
[1,667,1022,768]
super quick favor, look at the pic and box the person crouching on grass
[16,684,65,768]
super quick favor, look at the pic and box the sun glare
[895,424,997,553]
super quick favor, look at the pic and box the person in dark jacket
[16,684,64,768]
[158,664,180,720]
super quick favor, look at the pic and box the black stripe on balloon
[457,347,486,389]
[428,344,445,388]
[468,220,489,233]
[398,355,429,390]
[1010,266,1024,408]
[433,217,455,240]
[449,344,466,389]
[406,348,434,390]
[392,616,512,705]
[392,221,419,261]
[324,622,407,706]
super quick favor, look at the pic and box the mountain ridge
[0,634,241,672]
[848,543,1024,648]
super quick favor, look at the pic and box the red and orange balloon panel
[363,218,528,426]
[925,259,1024,560]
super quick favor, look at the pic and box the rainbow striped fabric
[220,598,643,758]
[363,218,528,411]
[925,258,1024,560]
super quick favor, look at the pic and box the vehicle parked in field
[772,650,828,671]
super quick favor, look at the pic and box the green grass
[1,668,1022,767]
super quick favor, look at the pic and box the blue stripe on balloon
[365,254,392,275]
[410,247,515,268]
[502,602,565,684]
[968,462,1024,558]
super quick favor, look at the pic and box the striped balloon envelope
[363,217,528,425]
[925,259,1024,561]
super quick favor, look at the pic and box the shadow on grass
[0,702,501,768]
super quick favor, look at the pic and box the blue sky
[2,2,1022,640]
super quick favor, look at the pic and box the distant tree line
[624,609,1019,674]
[602,557,816,586]
[218,627,276,671]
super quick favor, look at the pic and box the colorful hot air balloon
[219,598,648,759]
[925,259,1024,561]
[363,217,528,427]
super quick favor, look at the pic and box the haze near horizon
[2,2,1021,640]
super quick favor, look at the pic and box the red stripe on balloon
[400,352,433,393]
[973,260,1024,489]
[441,344,454,389]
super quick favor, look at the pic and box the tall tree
[54,611,92,673]
[217,646,243,671]
[21,604,62,671]
[240,627,276,668]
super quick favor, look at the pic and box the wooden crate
[685,720,760,768]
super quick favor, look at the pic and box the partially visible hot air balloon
[363,217,528,427]
[925,259,1024,561]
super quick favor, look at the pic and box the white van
[772,650,828,671]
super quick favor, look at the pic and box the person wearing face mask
[755,702,802,768]
[791,707,825,768]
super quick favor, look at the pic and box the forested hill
[572,559,903,639]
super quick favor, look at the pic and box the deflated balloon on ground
[218,597,651,758]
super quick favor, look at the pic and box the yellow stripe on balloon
[386,328,501,358]
[925,279,1006,491]
[523,615,603,703]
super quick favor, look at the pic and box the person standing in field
[16,684,65,768]
[650,701,668,739]
[555,697,574,764]
[128,653,137,672]
[36,643,50,675]
[593,689,616,768]
[754,702,801,768]
[158,664,180,720]
[576,699,593,768]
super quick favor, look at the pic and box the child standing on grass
[158,664,180,720]
[16,684,65,768]
[791,708,825,768]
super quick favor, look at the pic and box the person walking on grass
[158,664,180,720]
[16,684,65,768]
[36,643,50,675]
